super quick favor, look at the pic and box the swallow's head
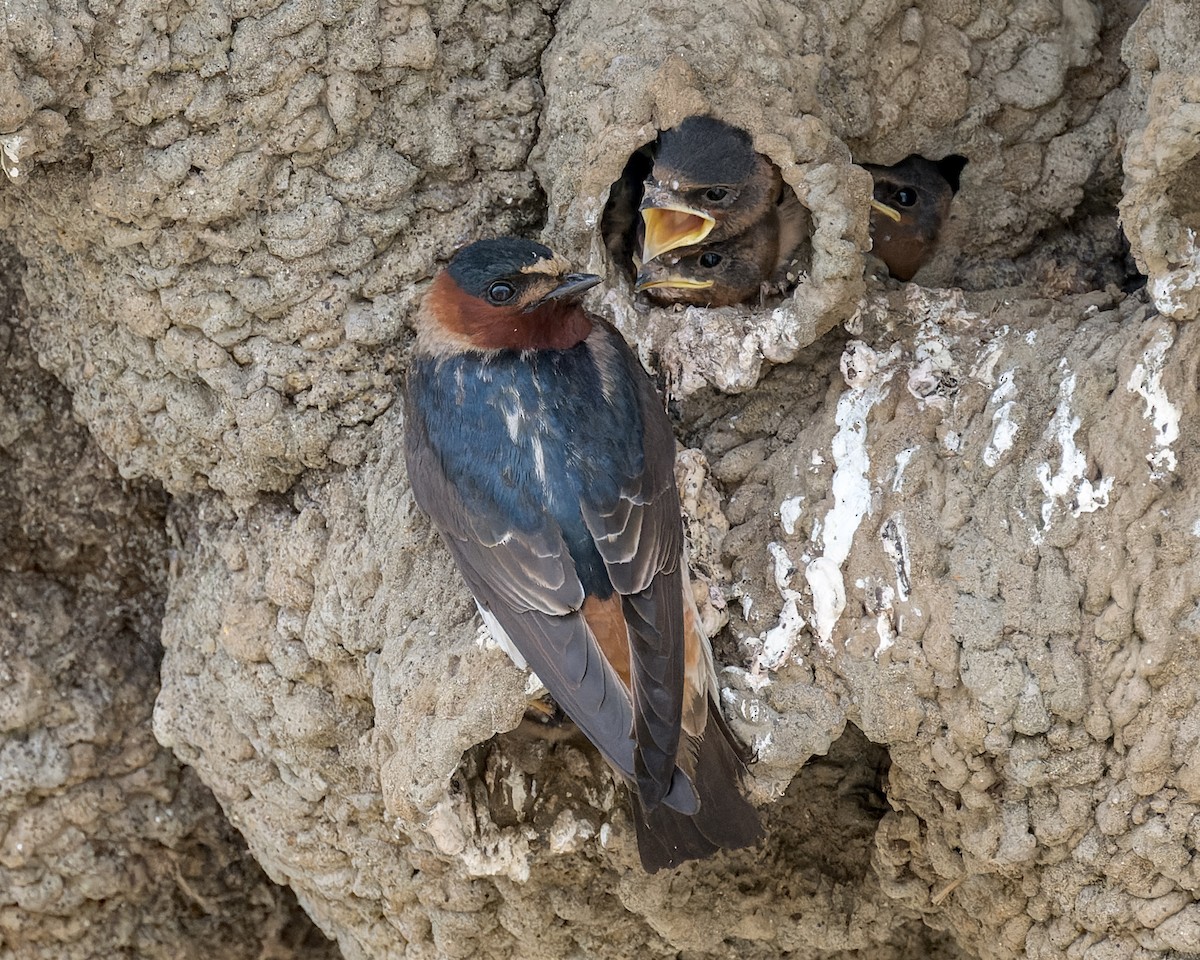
[639,116,780,261]
[419,238,602,352]
[635,230,774,308]
[865,154,967,281]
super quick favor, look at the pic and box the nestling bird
[863,154,967,281]
[634,214,782,308]
[639,115,805,267]
[404,237,762,872]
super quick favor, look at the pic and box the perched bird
[634,214,781,308]
[404,237,762,872]
[639,115,804,266]
[863,154,967,281]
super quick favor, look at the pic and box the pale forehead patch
[519,253,573,276]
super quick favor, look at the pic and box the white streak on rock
[1149,228,1200,319]
[872,581,898,658]
[768,541,796,592]
[1126,328,1179,477]
[824,377,888,566]
[970,326,1009,384]
[805,557,846,652]
[548,811,596,855]
[780,496,804,536]
[840,340,881,389]
[757,594,805,671]
[892,447,917,492]
[1037,370,1112,532]
[880,515,912,602]
[0,134,24,181]
[802,345,895,652]
[875,615,895,657]
[984,370,1020,467]
[476,608,547,696]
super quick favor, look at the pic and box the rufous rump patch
[582,593,632,688]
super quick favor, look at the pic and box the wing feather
[405,384,639,781]
[580,325,690,810]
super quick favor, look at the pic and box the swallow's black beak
[535,272,603,305]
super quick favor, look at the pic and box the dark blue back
[408,338,646,600]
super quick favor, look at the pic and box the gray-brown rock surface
[0,246,338,958]
[2,0,1198,958]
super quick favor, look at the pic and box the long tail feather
[630,699,761,872]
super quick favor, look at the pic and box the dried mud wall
[2,1,1199,959]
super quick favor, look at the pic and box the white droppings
[599,823,612,847]
[0,134,24,181]
[740,594,753,619]
[757,595,805,670]
[780,496,804,536]
[1037,369,1113,532]
[906,359,944,409]
[1025,330,1038,345]
[969,327,1009,384]
[1192,519,1200,539]
[547,811,596,855]
[840,340,882,389]
[891,447,917,492]
[983,371,1020,467]
[880,515,912,602]
[805,557,845,652]
[1149,228,1200,319]
[985,402,1018,466]
[476,607,547,695]
[823,376,888,566]
[748,543,807,673]
[767,541,796,592]
[507,767,528,815]
[990,367,1017,404]
[873,582,898,658]
[523,672,547,698]
[1126,328,1179,477]
[800,345,895,651]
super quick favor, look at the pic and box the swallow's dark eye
[704,187,729,203]
[487,281,515,303]
[896,188,918,207]
[698,252,722,268]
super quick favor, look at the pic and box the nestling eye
[896,187,918,207]
[704,187,730,203]
[698,252,723,268]
[487,281,515,303]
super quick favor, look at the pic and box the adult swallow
[404,237,762,872]
[639,115,800,264]
[864,154,968,281]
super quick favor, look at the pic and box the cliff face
[2,1,1198,958]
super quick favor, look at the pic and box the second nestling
[602,116,808,308]
[864,153,968,281]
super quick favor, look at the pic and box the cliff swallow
[404,237,761,872]
[635,190,807,308]
[864,154,967,281]
[639,116,796,263]
[634,214,779,307]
